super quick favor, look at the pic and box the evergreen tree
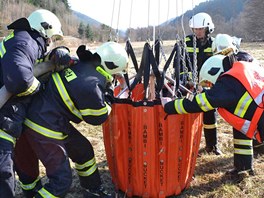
[85,24,93,41]
[78,22,85,38]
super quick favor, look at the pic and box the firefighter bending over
[0,9,71,198]
[162,54,264,181]
[14,42,129,197]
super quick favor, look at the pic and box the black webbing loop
[126,40,139,72]
[173,42,181,91]
[154,39,161,65]
[129,42,161,100]
[157,43,178,95]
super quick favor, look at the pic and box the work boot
[83,185,112,198]
[225,168,255,183]
[205,145,222,155]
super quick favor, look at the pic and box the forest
[0,0,263,42]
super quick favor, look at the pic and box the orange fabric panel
[103,99,203,197]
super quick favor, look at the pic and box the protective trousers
[0,138,15,198]
[203,109,217,148]
[233,128,253,171]
[14,124,102,198]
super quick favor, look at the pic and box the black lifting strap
[157,42,179,95]
[154,39,161,65]
[129,42,161,100]
[124,40,140,92]
[173,42,181,92]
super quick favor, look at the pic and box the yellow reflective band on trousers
[76,163,97,177]
[38,187,59,198]
[234,139,252,146]
[0,129,16,145]
[174,99,187,114]
[234,148,253,155]
[75,157,96,170]
[234,92,252,118]
[195,93,214,112]
[203,123,217,129]
[19,177,41,191]
[52,73,83,120]
[17,77,40,97]
[24,118,68,140]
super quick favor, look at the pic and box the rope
[147,0,151,41]
[114,0,122,42]
[191,0,198,86]
[109,0,116,41]
[127,0,134,37]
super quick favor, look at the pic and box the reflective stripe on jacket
[25,61,110,138]
[218,61,264,141]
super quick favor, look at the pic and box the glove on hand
[160,97,173,107]
[48,46,73,71]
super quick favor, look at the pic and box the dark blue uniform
[0,28,47,198]
[14,59,111,197]
[184,35,220,154]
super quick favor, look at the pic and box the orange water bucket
[102,98,203,197]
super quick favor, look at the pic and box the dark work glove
[48,46,76,71]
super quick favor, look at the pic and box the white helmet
[199,54,226,85]
[189,12,214,33]
[28,9,63,39]
[96,42,129,75]
[212,34,241,55]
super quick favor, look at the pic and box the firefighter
[0,9,71,198]
[14,42,129,197]
[212,33,264,176]
[184,12,221,155]
[162,54,264,180]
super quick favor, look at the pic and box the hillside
[1,0,263,42]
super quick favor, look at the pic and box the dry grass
[15,40,264,198]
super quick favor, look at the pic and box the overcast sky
[68,0,207,30]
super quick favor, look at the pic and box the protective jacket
[0,29,46,95]
[164,61,264,142]
[218,61,264,142]
[0,29,47,142]
[24,61,110,139]
[184,35,213,72]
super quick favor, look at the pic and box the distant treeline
[0,0,263,42]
